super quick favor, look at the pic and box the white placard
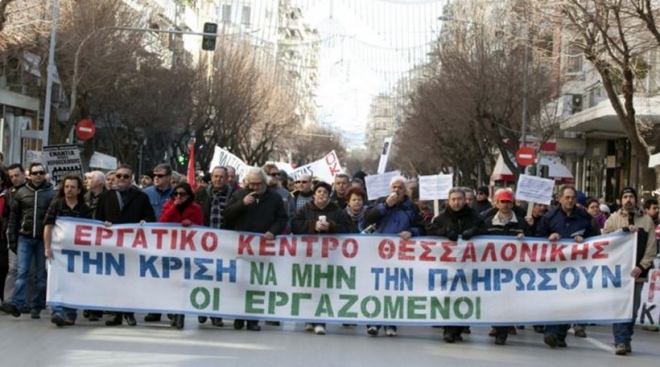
[365,170,401,201]
[42,144,83,185]
[289,150,343,184]
[208,146,252,180]
[515,174,555,205]
[419,174,454,200]
[377,137,393,174]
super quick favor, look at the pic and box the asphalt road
[1,313,658,367]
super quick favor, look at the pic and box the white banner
[48,218,635,325]
[377,137,393,174]
[208,146,251,180]
[42,144,83,185]
[365,171,401,201]
[289,150,343,184]
[419,174,454,200]
[515,174,555,205]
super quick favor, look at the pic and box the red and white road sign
[515,147,536,166]
[75,119,96,140]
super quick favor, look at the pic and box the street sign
[75,119,96,140]
[515,147,536,166]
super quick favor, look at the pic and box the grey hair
[390,175,407,187]
[244,167,268,185]
[87,170,106,185]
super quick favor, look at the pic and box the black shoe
[124,314,137,326]
[574,329,587,338]
[211,317,224,327]
[105,315,122,326]
[144,313,161,322]
[83,310,91,319]
[544,335,558,348]
[495,337,507,345]
[30,310,41,319]
[443,334,455,343]
[63,318,75,326]
[51,314,65,327]
[175,315,185,330]
[454,334,463,341]
[170,317,177,327]
[556,339,567,348]
[246,321,261,331]
[1,303,21,318]
[167,314,174,320]
[198,316,208,324]
[234,319,245,330]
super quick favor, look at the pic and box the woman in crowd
[344,186,368,233]
[292,181,353,335]
[159,183,203,330]
[586,198,606,230]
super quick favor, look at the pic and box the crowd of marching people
[0,155,657,356]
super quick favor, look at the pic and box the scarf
[346,206,367,231]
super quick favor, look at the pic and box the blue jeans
[10,236,46,311]
[52,306,77,320]
[613,282,643,346]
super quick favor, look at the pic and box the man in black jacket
[95,164,155,326]
[224,167,287,331]
[1,163,55,319]
[427,187,486,343]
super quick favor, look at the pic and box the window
[221,4,231,23]
[566,45,583,74]
[241,6,251,27]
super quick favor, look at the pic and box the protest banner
[289,150,343,184]
[42,145,83,185]
[515,174,555,205]
[636,259,660,327]
[48,218,634,326]
[208,146,251,180]
[365,171,401,201]
[419,174,453,201]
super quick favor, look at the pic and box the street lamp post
[42,0,59,147]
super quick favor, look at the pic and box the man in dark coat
[223,167,287,331]
[95,164,155,327]
[427,186,486,343]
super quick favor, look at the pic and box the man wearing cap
[483,188,531,345]
[473,186,492,214]
[602,187,657,355]
[536,185,598,349]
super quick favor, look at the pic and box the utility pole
[42,0,59,147]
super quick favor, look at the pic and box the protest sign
[515,174,555,205]
[636,259,660,327]
[48,218,634,325]
[209,146,251,180]
[289,150,343,184]
[365,171,401,201]
[42,145,83,185]
[419,174,453,200]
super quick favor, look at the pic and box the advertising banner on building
[48,218,634,325]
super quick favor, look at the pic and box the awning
[490,154,573,183]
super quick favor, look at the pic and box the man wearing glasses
[224,167,288,331]
[1,163,55,319]
[288,174,313,220]
[141,164,174,323]
[95,163,155,326]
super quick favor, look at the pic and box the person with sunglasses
[159,183,203,330]
[95,163,155,327]
[0,163,55,320]
[288,174,314,223]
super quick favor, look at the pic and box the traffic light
[202,22,217,51]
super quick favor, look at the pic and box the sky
[290,0,449,148]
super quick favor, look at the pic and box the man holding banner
[602,187,657,355]
[536,185,598,349]
[427,186,486,343]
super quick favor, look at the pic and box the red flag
[187,139,197,191]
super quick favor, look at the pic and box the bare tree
[191,38,300,170]
[0,0,15,33]
[558,0,658,191]
[289,124,346,167]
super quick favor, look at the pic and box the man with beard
[536,185,598,349]
[427,187,486,343]
[95,164,155,327]
[602,187,657,355]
